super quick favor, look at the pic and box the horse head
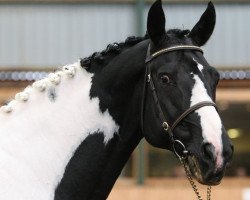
[142,0,233,185]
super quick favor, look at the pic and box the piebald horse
[0,1,233,199]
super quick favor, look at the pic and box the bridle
[141,44,217,200]
[141,44,216,158]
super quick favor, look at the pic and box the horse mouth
[186,155,204,184]
[186,155,222,186]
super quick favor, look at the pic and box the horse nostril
[202,143,216,162]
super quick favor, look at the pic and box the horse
[0,0,233,199]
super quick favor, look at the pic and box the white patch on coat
[190,73,223,170]
[197,63,203,72]
[193,58,203,72]
[0,62,119,200]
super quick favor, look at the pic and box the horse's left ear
[189,2,216,46]
[147,0,166,46]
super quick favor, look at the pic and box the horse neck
[56,42,148,200]
[0,41,148,200]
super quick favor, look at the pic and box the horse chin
[186,155,204,184]
[186,155,222,186]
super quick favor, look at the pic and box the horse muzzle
[186,154,228,186]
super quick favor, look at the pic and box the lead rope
[180,157,212,200]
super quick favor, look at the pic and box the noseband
[141,44,217,159]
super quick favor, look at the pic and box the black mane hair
[80,35,148,69]
[79,29,192,70]
[166,29,190,38]
[164,29,192,47]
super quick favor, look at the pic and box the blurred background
[0,0,249,199]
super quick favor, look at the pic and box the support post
[135,0,145,185]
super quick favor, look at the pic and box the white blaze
[190,72,223,170]
[0,62,119,200]
[197,63,204,72]
[193,58,204,72]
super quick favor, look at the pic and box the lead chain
[180,158,212,200]
[207,185,211,200]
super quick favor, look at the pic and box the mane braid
[0,63,79,114]
[80,35,148,68]
[0,35,148,114]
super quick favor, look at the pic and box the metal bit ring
[173,139,188,159]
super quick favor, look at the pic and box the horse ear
[147,0,166,46]
[189,2,216,46]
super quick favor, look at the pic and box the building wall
[0,2,249,69]
[0,3,136,69]
[162,3,250,68]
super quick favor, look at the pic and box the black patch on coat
[54,127,141,200]
[54,133,119,200]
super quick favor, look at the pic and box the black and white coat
[0,1,233,200]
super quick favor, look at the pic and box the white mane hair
[0,63,76,113]
[0,61,119,200]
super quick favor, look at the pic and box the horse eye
[161,74,170,84]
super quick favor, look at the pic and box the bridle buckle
[162,122,169,131]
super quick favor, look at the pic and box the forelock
[165,29,193,46]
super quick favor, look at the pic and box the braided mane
[80,35,148,68]
[0,35,149,114]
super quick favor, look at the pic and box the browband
[145,45,203,63]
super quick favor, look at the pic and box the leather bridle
[141,44,217,159]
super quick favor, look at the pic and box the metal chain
[180,158,212,200]
[207,185,212,200]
